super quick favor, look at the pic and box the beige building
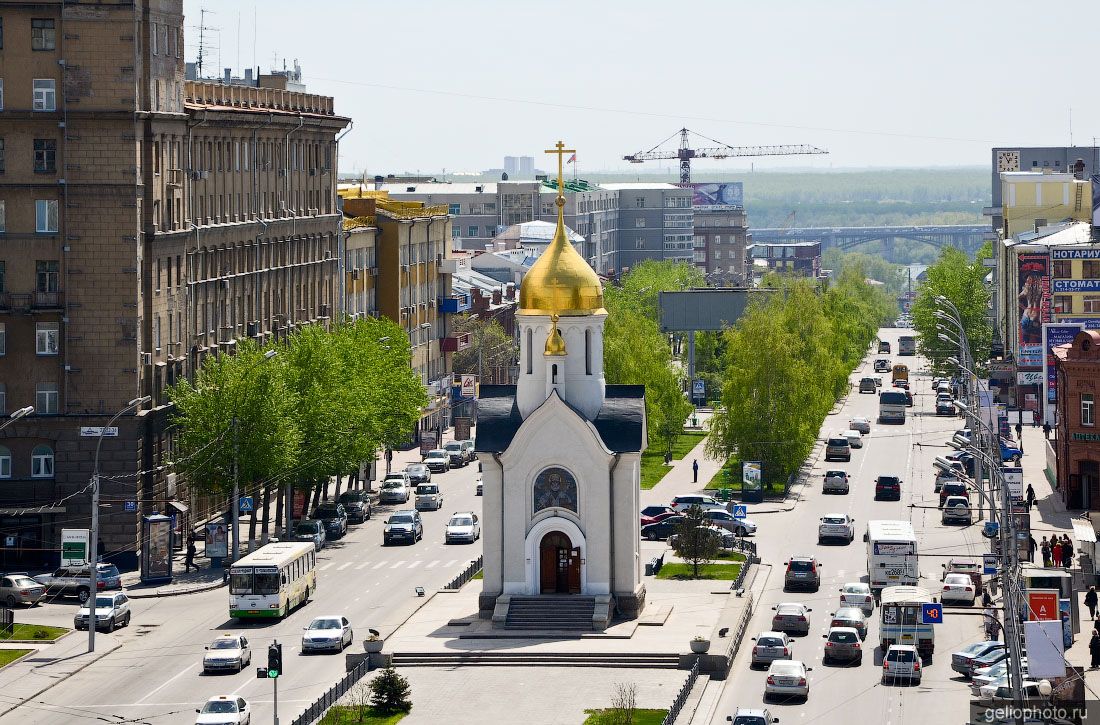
[0,0,349,569]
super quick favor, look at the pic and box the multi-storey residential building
[1053,329,1100,510]
[746,241,821,281]
[694,207,749,282]
[0,0,349,570]
[600,182,694,272]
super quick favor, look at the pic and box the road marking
[407,560,421,569]
[337,562,352,571]
[136,662,194,703]
[426,560,440,568]
[443,560,457,568]
[372,561,387,570]
[390,560,406,569]
[355,562,370,569]
[319,562,334,571]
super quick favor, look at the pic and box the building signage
[60,528,90,567]
[79,427,118,438]
[1017,371,1042,385]
[1017,252,1051,368]
[1042,322,1100,425]
[1052,248,1100,259]
[1052,279,1100,292]
[1027,589,1060,621]
[460,375,477,399]
[689,182,743,209]
[1073,432,1100,442]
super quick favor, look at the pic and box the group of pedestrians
[1040,534,1075,569]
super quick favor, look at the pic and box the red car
[640,507,677,527]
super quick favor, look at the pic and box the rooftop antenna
[195,8,218,78]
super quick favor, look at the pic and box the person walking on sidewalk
[185,537,197,573]
[1053,538,1063,568]
[1026,484,1036,509]
[1087,586,1098,620]
[1041,537,1052,567]
[1028,534,1038,563]
[1063,537,1074,570]
[1091,631,1100,669]
[692,459,699,484]
[1043,421,1052,439]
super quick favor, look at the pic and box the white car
[941,573,976,605]
[842,430,863,449]
[703,509,757,536]
[770,602,812,635]
[301,615,353,653]
[822,470,850,494]
[881,644,922,685]
[203,634,252,674]
[971,660,1029,695]
[764,659,811,702]
[818,514,855,544]
[942,496,972,525]
[978,678,1044,701]
[669,495,726,512]
[750,631,793,668]
[74,592,131,632]
[414,483,443,511]
[445,512,481,544]
[195,696,251,725]
[379,480,410,505]
[849,416,871,434]
[838,582,874,614]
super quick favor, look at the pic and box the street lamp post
[0,406,34,434]
[231,349,278,564]
[88,395,151,653]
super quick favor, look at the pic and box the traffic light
[267,642,282,676]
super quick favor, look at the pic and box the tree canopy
[910,242,993,376]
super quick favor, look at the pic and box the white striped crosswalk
[316,557,468,573]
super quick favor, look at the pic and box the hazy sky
[184,0,1100,175]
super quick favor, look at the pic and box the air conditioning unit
[400,264,409,271]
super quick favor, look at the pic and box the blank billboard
[658,289,775,332]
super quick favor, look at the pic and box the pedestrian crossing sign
[732,505,747,520]
[239,497,254,513]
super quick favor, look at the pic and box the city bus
[229,541,316,619]
[898,335,917,356]
[865,520,919,591]
[879,585,935,657]
[878,390,908,424]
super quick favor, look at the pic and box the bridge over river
[748,224,992,253]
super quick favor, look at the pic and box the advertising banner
[1052,279,1100,293]
[742,461,761,490]
[141,515,173,583]
[690,182,744,209]
[420,430,438,455]
[1024,620,1067,678]
[460,375,477,399]
[1002,466,1024,502]
[454,417,472,441]
[60,528,90,567]
[205,521,228,559]
[1027,589,1061,621]
[1017,252,1051,368]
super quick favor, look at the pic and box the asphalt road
[710,328,993,724]
[4,459,484,725]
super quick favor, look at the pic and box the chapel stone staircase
[504,595,595,631]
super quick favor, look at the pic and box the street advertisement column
[742,461,762,503]
[141,514,173,584]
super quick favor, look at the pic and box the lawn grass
[318,706,408,725]
[471,570,483,580]
[583,708,668,725]
[655,562,743,580]
[640,430,707,489]
[0,649,33,669]
[0,623,69,641]
[708,550,746,562]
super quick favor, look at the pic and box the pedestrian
[1053,539,1063,568]
[185,537,197,573]
[1028,535,1038,563]
[1026,484,1036,509]
[1043,421,1052,439]
[1041,537,1052,567]
[692,458,699,484]
[1016,420,1023,439]
[1063,537,1074,570]
[1033,410,1040,428]
[1086,586,1098,620]
[1091,631,1100,669]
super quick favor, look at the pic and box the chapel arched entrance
[538,530,581,594]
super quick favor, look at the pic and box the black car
[874,476,902,501]
[936,400,955,416]
[383,510,423,546]
[404,464,431,484]
[338,491,372,524]
[311,503,349,540]
[641,516,685,541]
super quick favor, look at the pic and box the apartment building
[600,182,694,272]
[746,241,822,281]
[0,0,349,569]
[694,207,749,282]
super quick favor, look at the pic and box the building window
[635,217,646,228]
[1084,296,1100,314]
[151,22,157,54]
[635,197,646,209]
[1084,393,1096,427]
[0,384,5,416]
[34,384,58,415]
[35,200,58,233]
[0,79,3,110]
[36,261,59,292]
[0,18,4,49]
[585,329,592,375]
[36,322,59,355]
[0,445,9,479]
[31,19,56,51]
[448,203,460,215]
[33,139,56,173]
[0,322,5,356]
[0,137,5,173]
[467,226,478,237]
[1053,260,1072,278]
[1053,295,1073,314]
[526,328,533,375]
[1084,260,1100,278]
[636,239,645,249]
[31,444,54,477]
[0,201,5,233]
[32,79,56,111]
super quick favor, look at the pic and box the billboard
[1016,252,1050,367]
[1027,589,1060,621]
[61,528,90,567]
[690,182,744,209]
[141,515,173,583]
[205,521,228,559]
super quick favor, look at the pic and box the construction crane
[623,127,828,185]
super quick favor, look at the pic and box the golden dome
[518,197,605,316]
[544,315,567,356]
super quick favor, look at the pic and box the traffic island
[0,650,34,670]
[0,624,69,643]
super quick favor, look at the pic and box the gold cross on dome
[544,140,576,199]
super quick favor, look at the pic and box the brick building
[1054,330,1100,510]
[0,0,349,569]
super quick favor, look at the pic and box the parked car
[703,509,757,536]
[953,428,973,447]
[849,416,871,434]
[874,475,902,501]
[195,696,251,725]
[641,516,684,541]
[338,490,372,523]
[783,556,822,592]
[382,510,423,546]
[771,602,813,635]
[764,659,811,702]
[971,663,1033,696]
[74,591,131,632]
[459,440,476,462]
[33,565,110,603]
[838,582,874,614]
[829,607,868,640]
[939,481,970,508]
[818,514,855,544]
[0,573,45,607]
[669,525,737,551]
[379,480,410,505]
[311,503,349,540]
[824,435,851,462]
[842,430,863,450]
[941,573,976,605]
[822,626,863,665]
[942,496,972,525]
[943,558,984,594]
[934,468,961,493]
[999,438,1022,462]
[404,463,431,484]
[423,449,450,474]
[669,495,725,512]
[967,646,1010,675]
[978,679,1045,703]
[640,506,676,526]
[444,512,480,544]
[750,631,793,668]
[945,450,976,476]
[822,470,850,495]
[951,641,1004,678]
[443,441,468,468]
[858,377,877,394]
[293,519,326,551]
[881,645,921,685]
[301,615,353,653]
[203,634,252,674]
[382,471,411,486]
[414,483,444,511]
[727,708,780,725]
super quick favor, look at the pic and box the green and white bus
[879,585,935,657]
[229,541,316,619]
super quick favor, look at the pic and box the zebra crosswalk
[317,559,461,572]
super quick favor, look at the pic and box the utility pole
[231,414,240,563]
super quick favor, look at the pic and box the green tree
[671,505,720,578]
[369,665,412,713]
[451,314,517,384]
[910,243,993,376]
[613,259,704,322]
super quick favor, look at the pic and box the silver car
[882,645,922,684]
[301,615,353,653]
[822,626,862,665]
[0,574,45,607]
[379,480,409,505]
[203,634,252,674]
[414,484,443,511]
[770,602,812,635]
[445,512,481,544]
[822,470,849,494]
[764,659,811,702]
[750,631,792,668]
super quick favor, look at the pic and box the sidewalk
[0,628,120,717]
[1018,424,1075,536]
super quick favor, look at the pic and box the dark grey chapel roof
[474,385,645,454]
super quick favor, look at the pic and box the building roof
[495,220,584,246]
[599,182,684,191]
[474,385,646,453]
[1009,221,1095,248]
[382,182,499,195]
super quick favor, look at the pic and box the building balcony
[438,257,468,275]
[439,294,472,314]
[440,332,472,353]
[0,291,64,312]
